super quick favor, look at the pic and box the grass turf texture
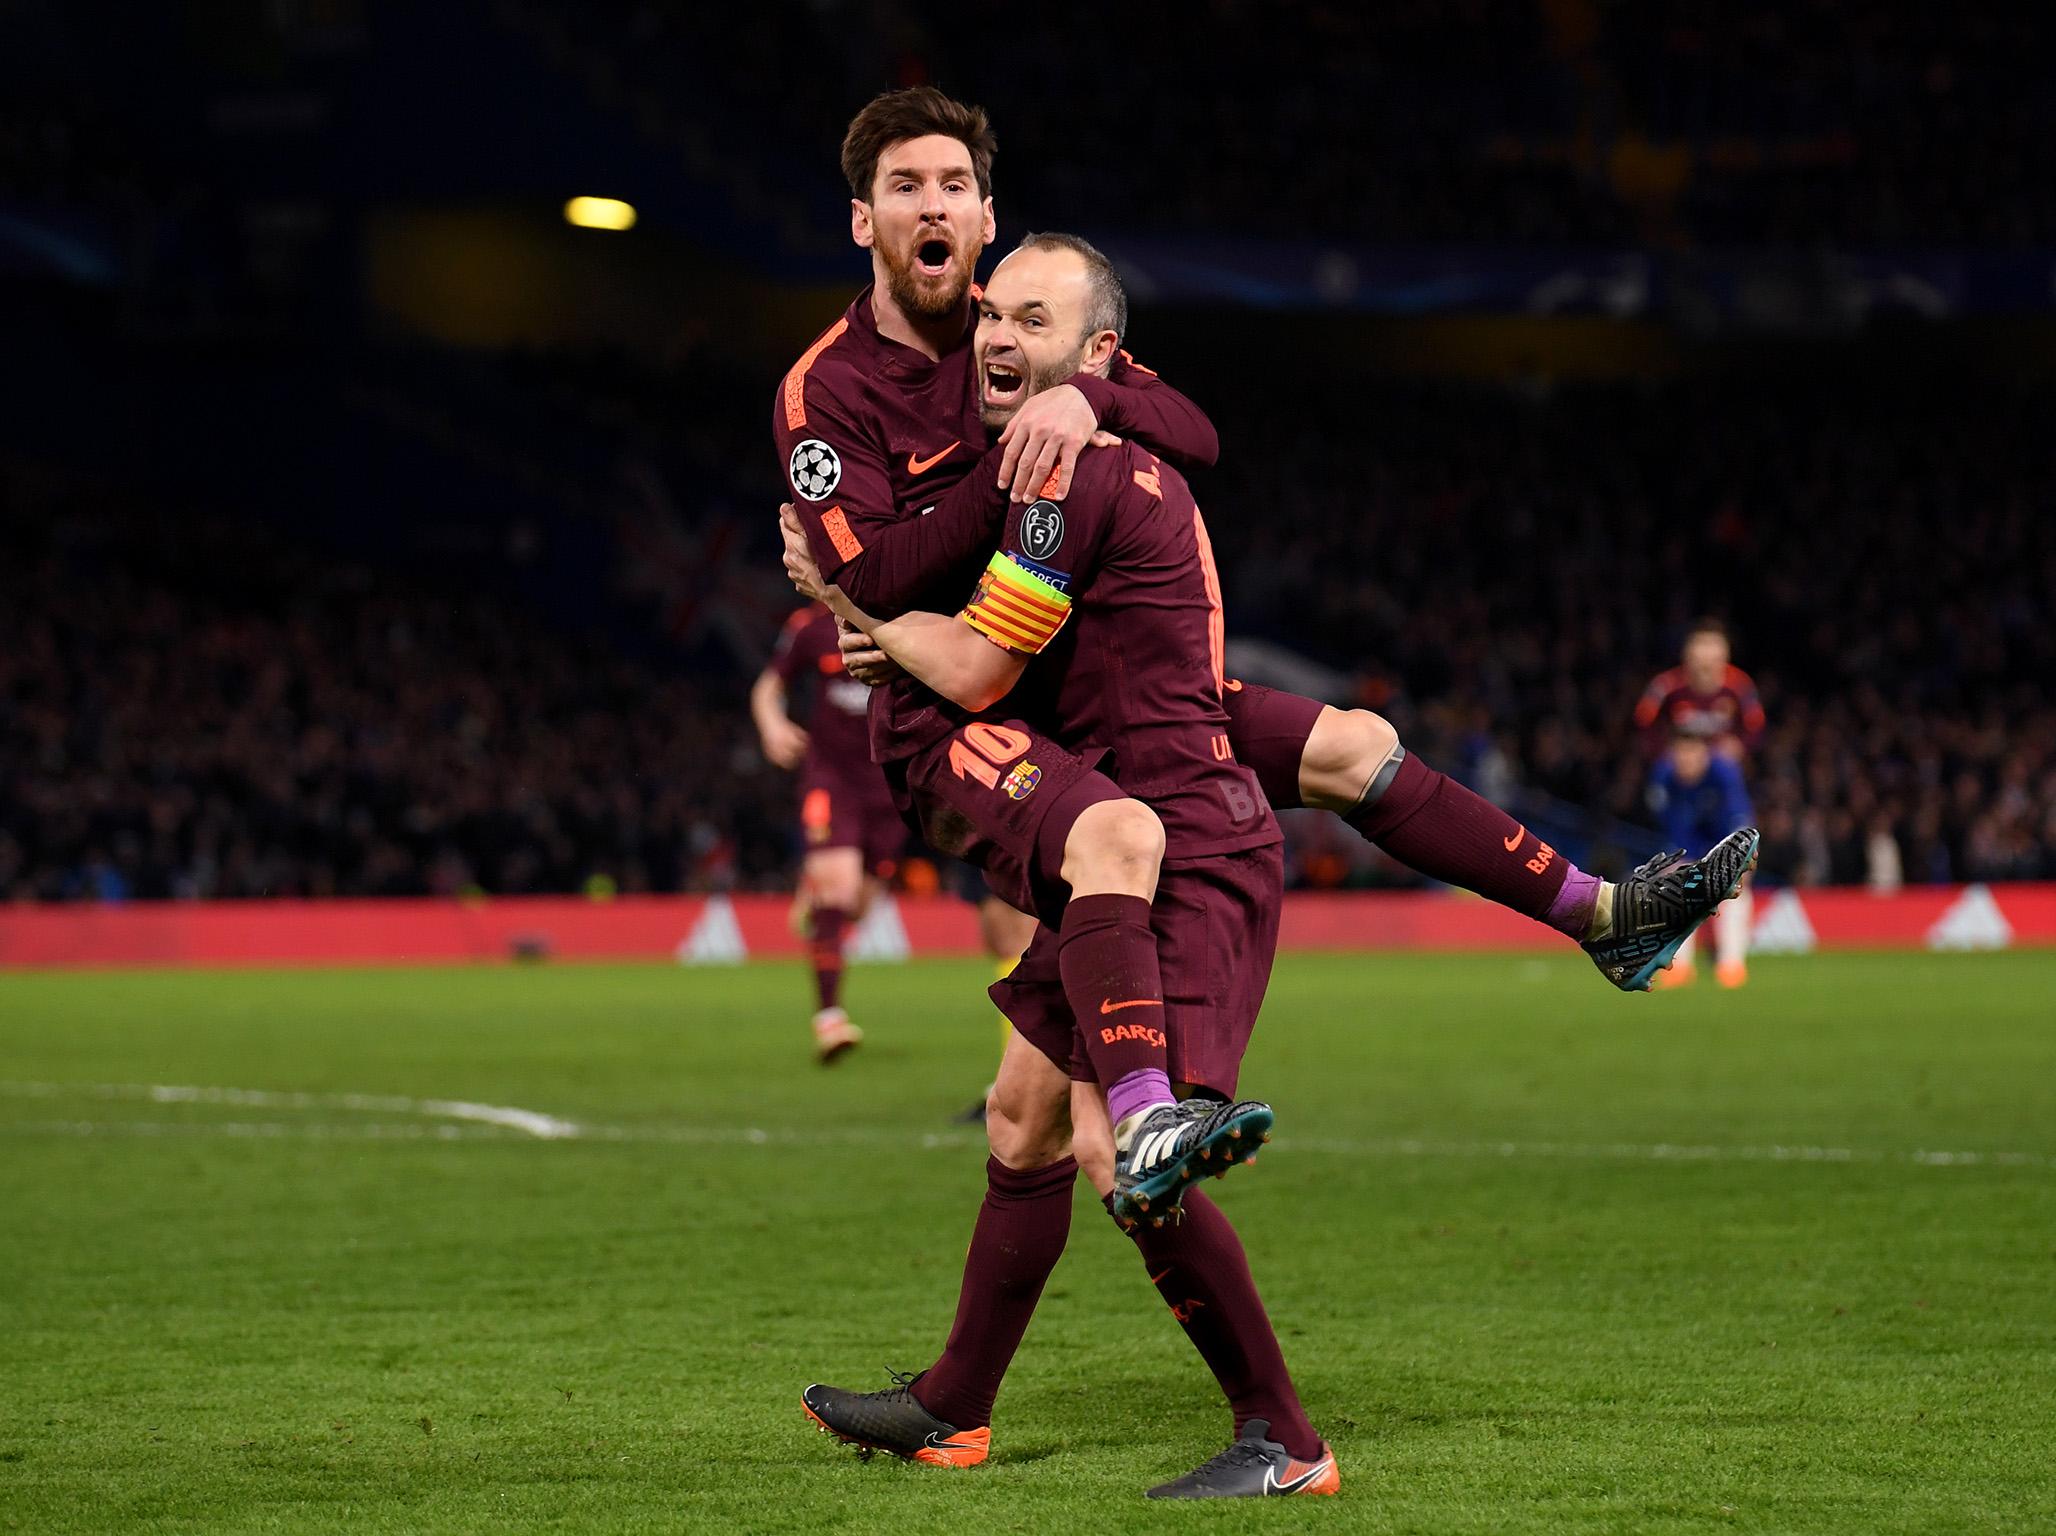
[2,952,2053,1534]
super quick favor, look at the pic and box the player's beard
[880,228,975,322]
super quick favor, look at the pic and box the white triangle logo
[1751,889,1816,955]
[1927,885,2012,952]
[846,894,910,963]
[676,895,747,965]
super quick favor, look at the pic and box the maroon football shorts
[991,842,1284,1100]
[889,717,1128,925]
[798,763,903,879]
[1219,679,1327,812]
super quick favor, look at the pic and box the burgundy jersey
[1635,664,1767,757]
[958,443,1278,861]
[772,286,1218,764]
[767,605,873,773]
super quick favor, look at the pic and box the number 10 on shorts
[948,722,1033,790]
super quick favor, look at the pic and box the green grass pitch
[3,951,2054,1534]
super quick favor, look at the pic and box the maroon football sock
[809,906,849,1010]
[1109,1188,1322,1460]
[1346,752,1594,933]
[1058,894,1170,1094]
[912,1155,1077,1428]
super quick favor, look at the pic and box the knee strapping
[1347,713,1407,811]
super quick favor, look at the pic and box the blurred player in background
[751,603,901,1061]
[1648,735,1756,986]
[950,855,1038,1122]
[1636,620,1766,987]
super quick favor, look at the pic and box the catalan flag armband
[961,551,1072,655]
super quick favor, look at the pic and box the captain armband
[959,551,1071,656]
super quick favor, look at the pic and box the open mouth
[914,238,952,278]
[983,360,1023,408]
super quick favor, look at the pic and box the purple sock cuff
[1545,866,1601,938]
[1107,1068,1175,1127]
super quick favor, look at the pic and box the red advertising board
[1,885,2051,970]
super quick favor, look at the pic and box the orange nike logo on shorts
[1503,824,1526,851]
[1100,998,1163,1014]
[907,442,960,476]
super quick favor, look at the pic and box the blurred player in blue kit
[1649,736,1754,986]
[1637,620,1762,988]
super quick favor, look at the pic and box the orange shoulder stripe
[783,318,850,431]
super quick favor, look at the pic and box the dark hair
[1687,617,1729,640]
[1015,231,1127,343]
[841,87,996,203]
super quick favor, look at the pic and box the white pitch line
[0,1081,581,1140]
[3,1119,486,1142]
[0,1088,2049,1170]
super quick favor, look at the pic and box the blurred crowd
[1203,369,2055,890]
[5,357,2051,903]
[0,460,788,902]
[543,0,2056,249]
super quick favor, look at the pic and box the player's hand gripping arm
[784,522,1029,712]
[848,536,1080,713]
[837,626,899,687]
[778,377,1013,619]
[853,608,1027,713]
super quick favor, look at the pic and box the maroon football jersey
[767,605,873,773]
[772,286,1218,764]
[961,443,1279,861]
[1635,664,1767,757]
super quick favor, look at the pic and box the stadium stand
[5,354,2050,901]
[4,3,2052,903]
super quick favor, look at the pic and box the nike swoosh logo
[1099,998,1164,1014]
[1265,1455,1335,1494]
[906,442,960,476]
[1503,824,1526,852]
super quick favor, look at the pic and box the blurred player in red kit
[797,234,1335,1498]
[750,603,900,1061]
[1637,619,1766,986]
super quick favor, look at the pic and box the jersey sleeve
[1067,352,1220,471]
[772,369,1011,620]
[766,607,815,685]
[773,367,901,588]
[1634,673,1675,755]
[1729,669,1767,751]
